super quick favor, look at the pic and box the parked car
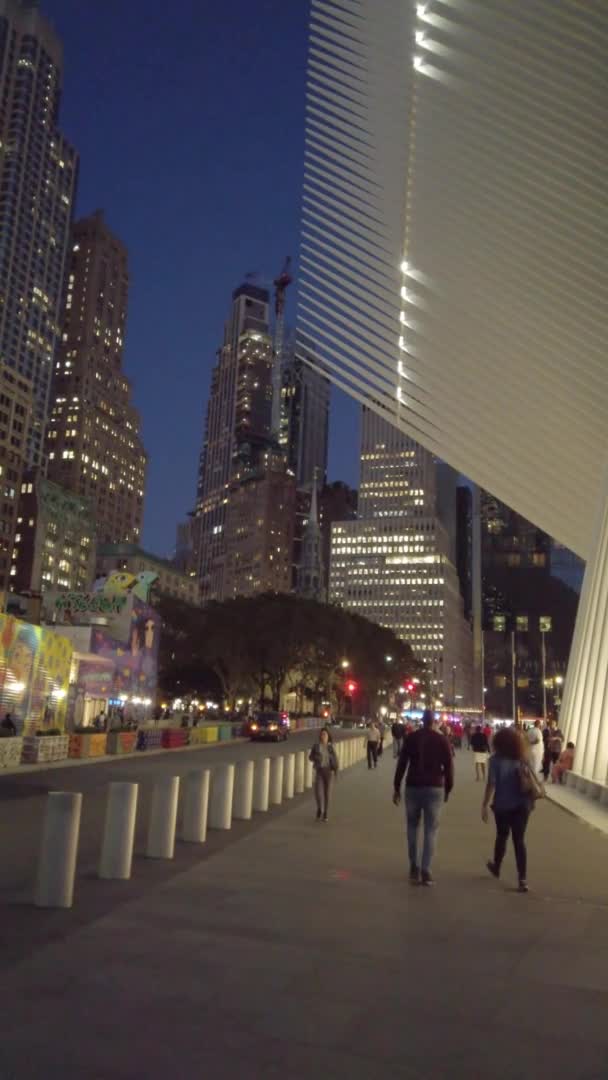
[249,712,290,742]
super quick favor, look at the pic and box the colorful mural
[76,597,160,701]
[0,616,72,734]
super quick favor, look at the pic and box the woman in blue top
[481,726,532,892]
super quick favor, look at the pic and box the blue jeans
[405,787,444,873]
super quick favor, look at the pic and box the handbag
[519,760,545,804]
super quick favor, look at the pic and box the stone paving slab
[0,751,607,1079]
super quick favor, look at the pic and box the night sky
[45,0,360,555]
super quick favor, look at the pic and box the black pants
[367,741,378,768]
[314,767,332,815]
[493,805,530,880]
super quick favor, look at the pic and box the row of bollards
[34,735,367,909]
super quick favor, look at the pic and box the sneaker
[322,814,328,823]
[486,860,500,879]
[409,863,420,884]
[421,871,435,887]
[518,880,529,893]
[316,809,322,821]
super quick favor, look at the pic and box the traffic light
[346,680,357,695]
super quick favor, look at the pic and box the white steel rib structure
[297,0,608,781]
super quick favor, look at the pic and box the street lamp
[385,655,393,663]
[341,659,350,670]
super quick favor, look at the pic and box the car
[249,712,290,742]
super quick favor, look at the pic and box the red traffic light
[346,681,357,694]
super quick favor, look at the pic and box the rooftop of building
[232,282,269,304]
[96,543,194,579]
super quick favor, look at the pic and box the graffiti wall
[0,616,72,734]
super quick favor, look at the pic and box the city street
[0,750,607,1078]
[0,728,339,969]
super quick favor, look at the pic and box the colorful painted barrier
[69,733,107,759]
[136,728,164,751]
[161,729,189,749]
[0,736,23,767]
[22,734,70,764]
[106,730,137,755]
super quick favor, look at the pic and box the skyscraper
[223,443,295,600]
[0,0,78,466]
[46,211,147,543]
[0,361,32,594]
[280,344,329,491]
[296,477,324,602]
[330,408,474,704]
[193,282,273,601]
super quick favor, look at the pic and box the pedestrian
[377,719,386,758]
[391,718,405,759]
[1,712,16,736]
[552,741,575,784]
[471,724,490,781]
[548,722,564,767]
[393,708,454,887]
[366,720,381,769]
[464,721,472,750]
[526,719,544,779]
[482,725,540,893]
[309,727,338,822]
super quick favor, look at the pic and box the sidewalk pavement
[546,779,608,837]
[1,752,607,1079]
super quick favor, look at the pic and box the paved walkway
[1,751,607,1079]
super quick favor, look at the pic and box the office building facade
[0,362,32,594]
[330,409,473,703]
[46,211,147,543]
[12,468,95,601]
[223,445,295,600]
[193,283,273,601]
[0,0,78,466]
[280,345,329,491]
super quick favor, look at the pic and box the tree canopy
[157,593,422,714]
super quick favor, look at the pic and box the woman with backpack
[309,727,339,823]
[481,725,542,893]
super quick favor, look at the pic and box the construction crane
[271,256,293,439]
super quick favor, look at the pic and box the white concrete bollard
[99,782,138,880]
[270,755,284,805]
[233,760,254,820]
[335,742,343,770]
[253,757,270,812]
[283,752,295,799]
[305,756,314,789]
[209,763,235,830]
[182,769,210,843]
[294,750,305,794]
[36,791,82,909]
[146,776,180,859]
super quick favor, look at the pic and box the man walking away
[392,718,405,759]
[471,724,490,781]
[393,709,454,886]
[366,720,381,769]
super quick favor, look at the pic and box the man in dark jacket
[393,709,454,886]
